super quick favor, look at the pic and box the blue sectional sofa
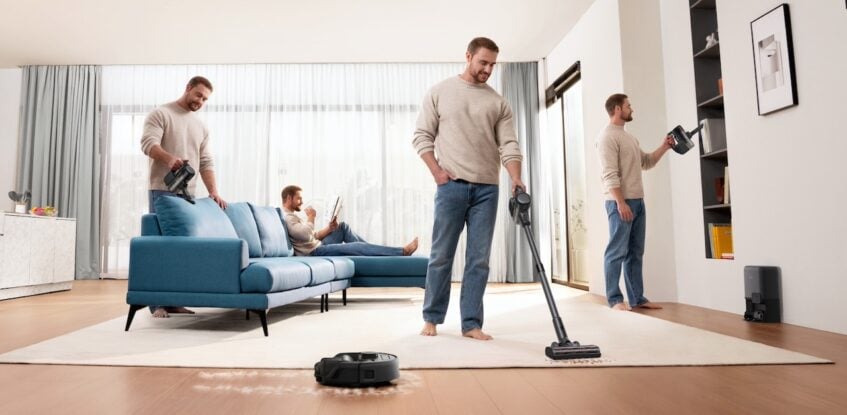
[125,196,427,336]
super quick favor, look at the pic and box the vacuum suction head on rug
[314,352,399,387]
[510,188,602,360]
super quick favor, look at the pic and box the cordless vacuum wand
[510,188,602,360]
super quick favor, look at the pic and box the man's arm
[647,135,674,166]
[199,169,226,209]
[419,151,452,185]
[609,187,633,222]
[147,145,183,171]
[504,160,525,195]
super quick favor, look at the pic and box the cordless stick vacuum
[509,188,602,360]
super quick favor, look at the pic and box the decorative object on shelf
[705,32,718,48]
[714,177,725,204]
[717,78,723,95]
[30,206,57,217]
[751,4,798,115]
[8,190,31,213]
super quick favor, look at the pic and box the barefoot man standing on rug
[413,37,524,340]
[597,93,672,311]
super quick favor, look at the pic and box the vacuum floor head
[546,341,602,360]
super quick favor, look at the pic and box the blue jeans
[312,223,402,256]
[422,180,499,333]
[604,199,648,307]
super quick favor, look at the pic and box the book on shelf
[723,166,730,204]
[699,118,726,153]
[708,223,733,259]
[714,177,725,204]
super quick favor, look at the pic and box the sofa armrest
[128,236,248,294]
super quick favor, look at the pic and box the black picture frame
[750,4,798,115]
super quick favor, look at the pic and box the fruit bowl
[30,206,57,217]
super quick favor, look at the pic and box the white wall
[660,0,847,334]
[544,0,677,301]
[0,68,21,212]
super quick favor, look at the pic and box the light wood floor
[1,280,845,414]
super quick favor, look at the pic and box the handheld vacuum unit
[510,188,602,360]
[314,352,399,387]
[163,161,196,204]
[668,123,704,155]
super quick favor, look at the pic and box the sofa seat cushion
[287,257,339,286]
[321,257,355,280]
[225,202,263,258]
[347,256,428,276]
[241,258,312,293]
[250,204,293,257]
[154,196,238,238]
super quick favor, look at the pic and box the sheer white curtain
[100,63,517,282]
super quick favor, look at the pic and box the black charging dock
[314,352,399,387]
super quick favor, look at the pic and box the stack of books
[708,223,733,259]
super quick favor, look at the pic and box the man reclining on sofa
[281,185,418,257]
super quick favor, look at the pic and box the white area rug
[0,285,829,368]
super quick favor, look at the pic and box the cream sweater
[412,76,523,185]
[597,124,657,200]
[283,208,321,256]
[141,102,214,193]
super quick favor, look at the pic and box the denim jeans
[312,222,402,256]
[422,179,499,333]
[604,199,648,307]
[320,222,366,245]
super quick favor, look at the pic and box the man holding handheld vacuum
[413,37,524,340]
[140,76,227,318]
[597,93,673,311]
[141,76,227,213]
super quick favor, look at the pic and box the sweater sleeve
[598,135,621,191]
[495,102,523,166]
[284,212,316,243]
[198,126,214,172]
[140,109,164,156]
[412,89,438,156]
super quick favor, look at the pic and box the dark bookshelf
[690,1,733,259]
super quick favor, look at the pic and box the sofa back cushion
[249,203,293,257]
[154,196,238,238]
[224,202,263,258]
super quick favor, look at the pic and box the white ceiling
[0,0,595,68]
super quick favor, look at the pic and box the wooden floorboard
[0,280,845,414]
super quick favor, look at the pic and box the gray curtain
[16,66,102,279]
[501,62,542,283]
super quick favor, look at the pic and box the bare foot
[420,322,438,336]
[611,303,631,311]
[462,328,493,340]
[403,237,419,256]
[152,308,169,318]
[164,306,195,314]
[635,302,663,309]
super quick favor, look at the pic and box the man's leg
[459,183,499,340]
[421,180,467,336]
[321,222,367,245]
[312,242,402,256]
[604,200,632,309]
[624,200,659,309]
[148,190,193,317]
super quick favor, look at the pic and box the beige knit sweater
[597,124,657,200]
[412,76,523,185]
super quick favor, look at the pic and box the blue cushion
[241,258,312,293]
[250,203,293,257]
[347,256,428,276]
[140,214,162,236]
[224,202,263,258]
[154,196,238,238]
[321,257,356,280]
[287,257,338,285]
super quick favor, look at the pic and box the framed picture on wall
[750,4,798,115]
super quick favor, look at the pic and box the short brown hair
[467,37,499,55]
[605,93,628,116]
[281,185,302,202]
[188,76,213,92]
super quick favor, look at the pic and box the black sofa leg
[248,309,269,336]
[325,294,330,312]
[343,289,347,306]
[125,304,145,331]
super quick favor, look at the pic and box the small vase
[15,204,26,213]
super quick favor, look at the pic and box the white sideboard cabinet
[0,212,76,300]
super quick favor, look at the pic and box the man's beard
[188,102,202,111]
[473,70,490,83]
[624,113,633,122]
